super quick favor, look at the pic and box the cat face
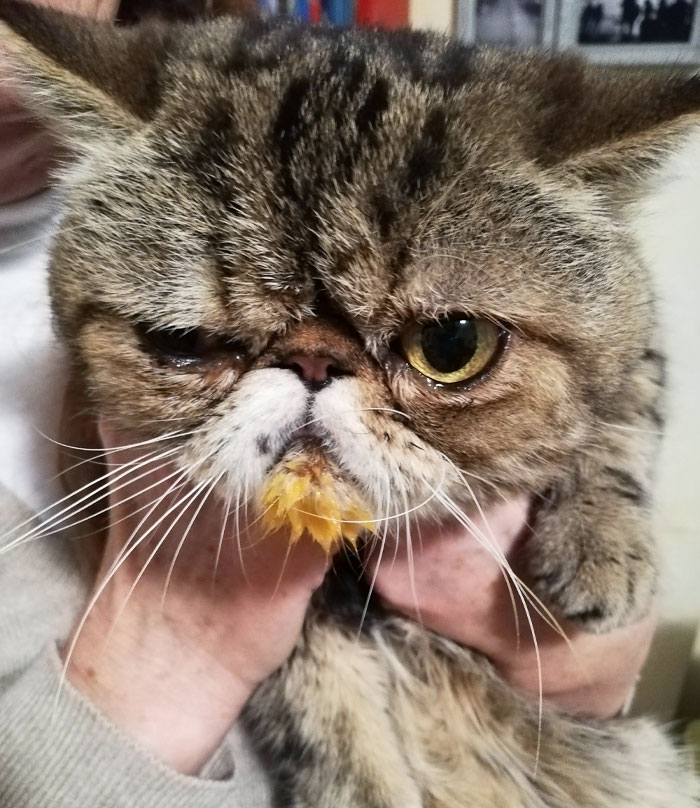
[2,7,698,535]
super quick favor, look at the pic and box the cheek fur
[389,337,585,487]
[313,379,455,515]
[79,316,243,431]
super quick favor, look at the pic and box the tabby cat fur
[1,2,699,805]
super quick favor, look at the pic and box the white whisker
[35,426,202,454]
[293,407,409,433]
[212,491,234,588]
[288,469,446,526]
[233,485,249,585]
[161,475,222,608]
[0,445,165,549]
[0,448,178,554]
[103,474,200,641]
[55,467,203,716]
[435,490,544,773]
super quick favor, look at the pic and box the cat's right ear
[0,1,174,149]
[541,60,700,206]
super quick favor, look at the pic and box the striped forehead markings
[355,78,390,136]
[406,106,448,197]
[272,76,313,202]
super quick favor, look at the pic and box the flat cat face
[2,6,699,540]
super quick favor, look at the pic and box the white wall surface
[631,131,700,719]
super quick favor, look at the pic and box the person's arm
[0,482,274,808]
[67,422,651,783]
[0,418,328,808]
[63,421,330,774]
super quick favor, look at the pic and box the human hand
[0,0,120,204]
[366,496,656,719]
[64,420,330,774]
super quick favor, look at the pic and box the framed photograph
[556,0,700,64]
[456,1,558,47]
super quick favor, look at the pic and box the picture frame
[555,0,700,65]
[455,0,700,64]
[455,1,559,48]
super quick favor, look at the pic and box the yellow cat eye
[400,316,503,385]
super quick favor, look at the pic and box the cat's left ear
[0,1,175,148]
[544,63,700,204]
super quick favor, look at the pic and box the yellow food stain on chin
[260,457,375,552]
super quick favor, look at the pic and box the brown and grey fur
[1,2,699,805]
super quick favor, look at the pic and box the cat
[1,2,699,805]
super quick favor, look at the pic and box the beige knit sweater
[0,484,273,807]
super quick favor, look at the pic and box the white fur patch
[190,368,308,494]
[313,379,454,519]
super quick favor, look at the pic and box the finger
[502,607,658,718]
[233,528,334,597]
[369,495,531,571]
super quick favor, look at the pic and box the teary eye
[400,315,504,385]
[139,325,238,368]
[147,327,207,356]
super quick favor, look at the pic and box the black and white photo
[578,0,697,44]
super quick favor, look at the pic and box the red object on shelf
[355,0,409,28]
[309,0,321,22]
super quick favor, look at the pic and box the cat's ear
[546,64,700,203]
[0,1,174,148]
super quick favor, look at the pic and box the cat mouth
[259,439,375,552]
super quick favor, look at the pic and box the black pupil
[421,318,478,374]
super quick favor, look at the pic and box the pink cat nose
[286,354,341,385]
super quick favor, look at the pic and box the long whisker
[269,533,296,604]
[293,407,410,433]
[55,466,202,715]
[58,459,193,563]
[0,448,179,554]
[98,462,200,585]
[103,473,200,641]
[233,484,249,585]
[441,455,571,644]
[436,489,544,772]
[212,490,234,588]
[45,425,202,488]
[596,420,663,436]
[436,490,557,633]
[287,472,446,526]
[35,426,203,454]
[452,465,509,500]
[444,462,521,648]
[358,516,388,637]
[401,484,422,627]
[0,445,166,549]
[161,475,222,608]
[106,477,210,638]
[0,232,56,257]
[0,216,104,258]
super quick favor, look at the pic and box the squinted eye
[147,327,209,357]
[139,326,241,369]
[400,315,504,385]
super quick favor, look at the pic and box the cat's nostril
[285,354,345,386]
